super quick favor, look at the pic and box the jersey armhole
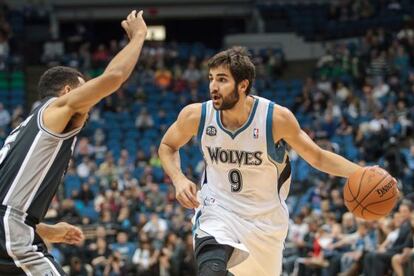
[197,102,207,143]
[266,102,277,162]
[37,98,82,140]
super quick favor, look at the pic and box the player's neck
[221,96,254,130]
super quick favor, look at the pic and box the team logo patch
[206,126,217,136]
[253,128,259,139]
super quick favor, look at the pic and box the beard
[212,86,240,110]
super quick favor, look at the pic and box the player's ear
[238,79,249,95]
[61,84,72,95]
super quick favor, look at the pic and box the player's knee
[196,241,233,276]
[199,259,227,276]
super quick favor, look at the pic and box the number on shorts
[228,169,243,192]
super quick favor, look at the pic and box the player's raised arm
[43,10,147,134]
[273,104,361,178]
[159,103,201,208]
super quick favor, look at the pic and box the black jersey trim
[37,98,82,140]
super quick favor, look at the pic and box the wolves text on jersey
[206,146,263,167]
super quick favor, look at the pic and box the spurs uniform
[0,97,81,275]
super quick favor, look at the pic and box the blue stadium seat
[64,175,82,198]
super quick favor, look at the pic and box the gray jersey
[0,97,81,223]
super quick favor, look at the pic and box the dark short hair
[38,66,84,99]
[208,46,256,95]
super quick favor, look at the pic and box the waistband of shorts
[0,205,38,228]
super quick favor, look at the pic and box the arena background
[0,0,413,275]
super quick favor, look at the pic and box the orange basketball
[343,166,399,221]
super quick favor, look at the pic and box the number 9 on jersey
[228,169,243,192]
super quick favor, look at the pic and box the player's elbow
[158,142,177,161]
[158,142,169,161]
[309,148,324,170]
[158,143,165,158]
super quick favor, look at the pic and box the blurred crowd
[283,26,414,276]
[328,0,405,22]
[0,5,413,276]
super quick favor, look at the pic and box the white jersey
[197,96,291,219]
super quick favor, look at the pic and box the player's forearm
[64,34,147,113]
[104,34,146,82]
[159,143,186,183]
[315,149,361,178]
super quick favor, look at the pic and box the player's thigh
[230,256,267,276]
[236,233,284,276]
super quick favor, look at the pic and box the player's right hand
[121,10,147,40]
[174,177,200,209]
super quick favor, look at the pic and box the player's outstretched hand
[43,222,85,245]
[121,10,147,40]
[174,177,200,209]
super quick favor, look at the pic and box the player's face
[209,67,239,110]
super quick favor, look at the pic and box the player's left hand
[42,222,85,245]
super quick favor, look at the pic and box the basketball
[344,166,399,221]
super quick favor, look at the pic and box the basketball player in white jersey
[0,10,146,275]
[158,47,362,276]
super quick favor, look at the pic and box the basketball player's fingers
[184,190,198,208]
[177,193,192,209]
[186,189,199,207]
[121,20,129,30]
[66,232,82,244]
[180,197,193,209]
[67,227,83,240]
[177,199,191,209]
[73,226,85,239]
[69,231,83,242]
[127,10,137,21]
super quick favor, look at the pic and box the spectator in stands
[154,65,173,89]
[103,251,126,276]
[75,137,94,157]
[135,107,154,129]
[0,29,9,69]
[363,202,413,275]
[132,240,158,275]
[341,212,357,234]
[76,156,95,179]
[110,231,136,264]
[65,256,90,276]
[98,152,117,184]
[89,237,111,275]
[142,213,168,240]
[391,212,414,276]
[383,137,408,181]
[76,183,95,205]
[93,43,110,67]
[42,34,65,66]
[0,102,10,129]
[335,221,375,274]
[149,147,162,168]
[182,60,201,85]
[368,50,390,78]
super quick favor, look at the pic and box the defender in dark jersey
[0,10,147,275]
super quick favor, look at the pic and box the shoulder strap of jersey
[197,102,207,142]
